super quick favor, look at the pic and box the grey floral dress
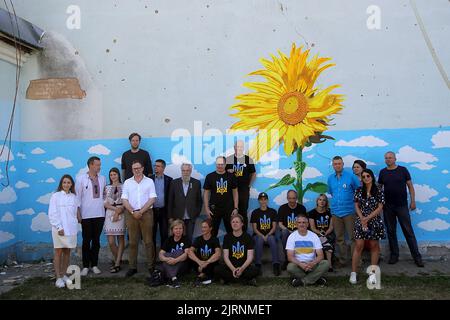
[353,185,386,240]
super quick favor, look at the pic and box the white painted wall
[1,0,449,141]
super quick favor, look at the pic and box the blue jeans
[254,234,279,265]
[280,229,292,263]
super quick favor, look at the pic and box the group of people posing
[48,133,424,289]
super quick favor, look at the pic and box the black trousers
[81,217,105,268]
[152,207,169,248]
[383,204,421,260]
[238,187,250,231]
[214,264,258,283]
[194,261,219,279]
[210,206,233,237]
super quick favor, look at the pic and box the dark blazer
[150,174,173,208]
[168,177,203,220]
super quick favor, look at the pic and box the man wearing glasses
[121,160,157,277]
[75,156,106,276]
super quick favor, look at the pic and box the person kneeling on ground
[215,214,259,286]
[188,218,221,286]
[157,219,191,288]
[286,213,329,287]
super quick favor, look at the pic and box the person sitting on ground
[158,219,191,288]
[286,213,330,287]
[188,218,221,286]
[308,194,335,272]
[215,214,259,286]
[251,192,280,276]
[350,169,385,285]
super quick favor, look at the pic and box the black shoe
[148,268,155,275]
[125,268,137,277]
[245,278,257,287]
[388,256,399,264]
[315,277,327,287]
[193,276,203,287]
[291,277,305,287]
[172,277,181,288]
[273,263,281,276]
[281,261,288,271]
[328,267,334,273]
[414,258,424,267]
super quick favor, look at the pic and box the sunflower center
[277,92,309,125]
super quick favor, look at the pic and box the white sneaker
[349,272,357,285]
[55,278,65,288]
[368,272,377,285]
[92,266,101,274]
[80,267,89,276]
[63,275,73,286]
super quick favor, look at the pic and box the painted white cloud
[303,144,316,153]
[335,136,388,147]
[37,192,53,205]
[274,190,289,205]
[414,184,438,203]
[396,146,437,171]
[0,186,17,204]
[45,178,56,183]
[250,187,260,199]
[439,197,449,202]
[342,155,376,167]
[259,151,281,163]
[431,131,450,149]
[114,157,121,164]
[9,165,16,172]
[17,208,35,215]
[165,154,204,180]
[1,212,14,222]
[258,168,294,179]
[417,218,450,232]
[415,208,423,215]
[435,207,449,215]
[76,166,88,177]
[46,157,73,169]
[0,146,14,162]
[411,163,435,170]
[17,152,26,159]
[31,213,51,232]
[27,168,37,173]
[31,147,45,155]
[88,144,111,155]
[306,154,315,159]
[0,231,15,243]
[15,181,30,189]
[442,170,449,174]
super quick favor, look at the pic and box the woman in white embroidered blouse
[48,174,80,288]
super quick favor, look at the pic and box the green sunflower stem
[295,147,304,204]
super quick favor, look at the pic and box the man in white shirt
[75,156,106,276]
[286,213,330,287]
[121,160,157,277]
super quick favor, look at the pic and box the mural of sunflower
[230,43,344,161]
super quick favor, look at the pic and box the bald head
[234,140,245,157]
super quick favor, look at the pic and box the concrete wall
[0,0,449,261]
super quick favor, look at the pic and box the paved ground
[1,250,449,295]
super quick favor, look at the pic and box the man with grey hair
[226,140,256,231]
[378,151,424,267]
[167,163,203,242]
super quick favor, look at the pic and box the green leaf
[265,174,296,191]
[304,182,328,194]
[294,161,306,179]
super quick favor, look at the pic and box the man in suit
[150,159,173,262]
[168,163,203,242]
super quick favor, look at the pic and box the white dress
[103,184,126,235]
[48,191,79,248]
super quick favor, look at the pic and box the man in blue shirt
[327,156,360,267]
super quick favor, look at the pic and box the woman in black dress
[350,169,385,285]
